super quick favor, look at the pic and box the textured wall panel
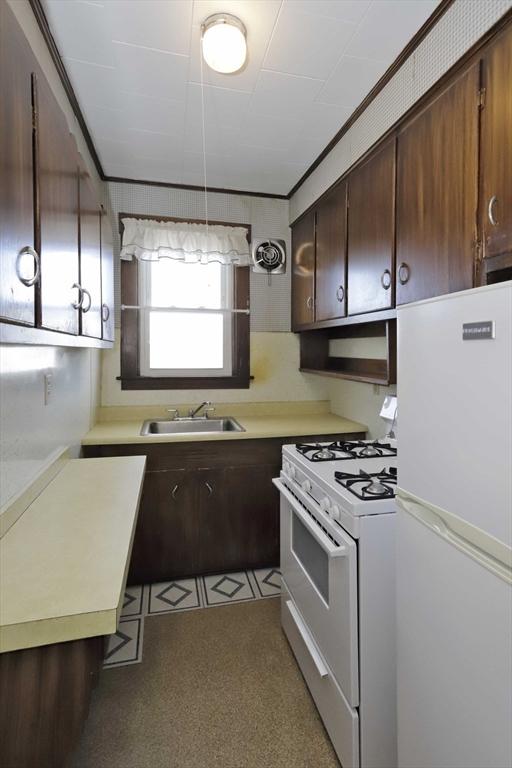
[107,182,291,332]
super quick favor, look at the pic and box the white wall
[101,183,331,406]
[107,182,292,332]
[1,1,102,508]
[0,346,100,507]
[101,332,327,406]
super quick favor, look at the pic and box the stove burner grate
[296,440,396,462]
[334,467,397,500]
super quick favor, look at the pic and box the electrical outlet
[44,372,53,405]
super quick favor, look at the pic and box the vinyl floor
[72,598,340,768]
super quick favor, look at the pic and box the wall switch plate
[44,372,53,405]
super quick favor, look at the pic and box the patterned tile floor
[104,567,281,669]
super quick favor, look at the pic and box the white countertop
[0,456,146,653]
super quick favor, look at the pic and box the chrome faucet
[189,401,214,419]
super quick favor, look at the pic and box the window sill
[116,375,251,390]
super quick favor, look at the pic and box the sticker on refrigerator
[462,321,495,340]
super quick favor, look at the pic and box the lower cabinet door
[127,469,197,584]
[197,464,280,574]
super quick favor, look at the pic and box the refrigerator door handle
[396,491,512,585]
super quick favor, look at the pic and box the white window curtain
[120,217,251,266]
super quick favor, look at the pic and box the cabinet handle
[71,282,84,309]
[101,303,110,322]
[488,195,499,226]
[81,287,92,313]
[171,484,179,499]
[16,246,40,287]
[381,269,392,289]
[398,263,410,285]
[306,296,313,310]
[336,285,345,302]
[205,481,213,497]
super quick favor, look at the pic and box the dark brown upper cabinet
[347,140,396,315]
[37,72,80,334]
[291,210,315,329]
[315,181,347,322]
[100,208,115,342]
[396,63,480,305]
[0,2,38,326]
[480,24,512,264]
[78,160,102,339]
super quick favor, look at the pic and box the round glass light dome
[201,14,247,74]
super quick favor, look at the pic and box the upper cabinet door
[347,140,396,315]
[480,25,512,261]
[0,3,38,325]
[396,64,480,305]
[36,73,80,334]
[291,210,315,329]
[78,161,102,339]
[315,182,347,322]
[100,209,115,342]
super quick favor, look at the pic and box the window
[119,216,250,390]
[139,259,233,377]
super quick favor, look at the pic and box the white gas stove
[275,438,397,768]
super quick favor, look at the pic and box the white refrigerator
[396,281,512,768]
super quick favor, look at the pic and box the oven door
[275,478,359,706]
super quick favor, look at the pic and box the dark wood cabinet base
[0,635,104,768]
[83,433,365,585]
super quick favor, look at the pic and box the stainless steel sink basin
[140,417,245,436]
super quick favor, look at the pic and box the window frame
[118,213,250,390]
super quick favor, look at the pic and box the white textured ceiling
[43,0,439,195]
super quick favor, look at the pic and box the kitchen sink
[140,417,245,436]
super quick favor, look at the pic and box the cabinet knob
[306,296,313,310]
[71,282,84,309]
[381,269,392,290]
[398,263,410,285]
[81,287,92,313]
[205,481,213,497]
[488,195,499,226]
[336,285,345,302]
[101,303,110,322]
[16,246,40,287]
[171,484,179,499]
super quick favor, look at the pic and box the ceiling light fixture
[201,13,247,74]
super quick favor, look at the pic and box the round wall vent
[251,239,286,276]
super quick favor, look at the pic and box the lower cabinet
[0,635,104,768]
[84,434,367,586]
[197,464,280,575]
[128,468,196,584]
[127,462,281,584]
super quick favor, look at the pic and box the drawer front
[281,586,360,768]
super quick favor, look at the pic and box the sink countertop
[82,412,368,446]
[0,456,146,653]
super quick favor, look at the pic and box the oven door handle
[273,478,347,558]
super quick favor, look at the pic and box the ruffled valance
[120,218,251,266]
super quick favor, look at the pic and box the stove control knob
[288,465,296,480]
[330,504,341,521]
[283,461,290,476]
[301,480,312,493]
[320,497,331,513]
